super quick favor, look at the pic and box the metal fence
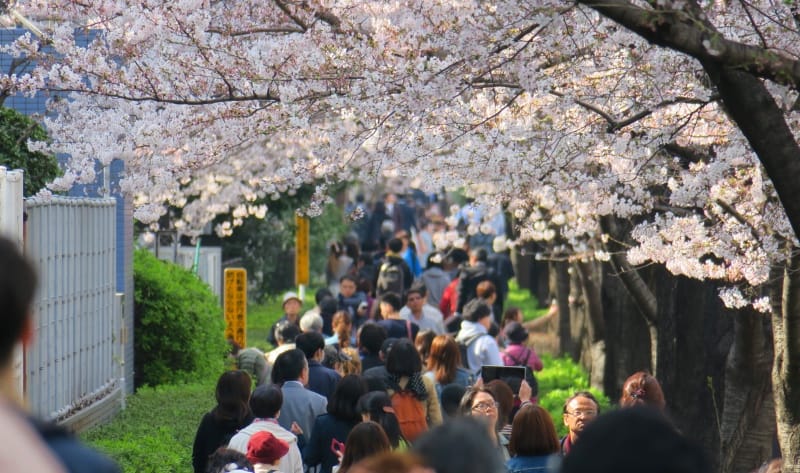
[24,196,124,428]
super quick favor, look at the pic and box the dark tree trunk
[575,260,606,389]
[555,260,573,359]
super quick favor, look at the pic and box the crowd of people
[200,193,721,473]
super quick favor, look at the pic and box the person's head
[282,292,303,317]
[501,307,522,328]
[508,404,559,457]
[406,286,426,313]
[460,387,499,433]
[385,338,422,377]
[320,296,340,318]
[295,332,325,361]
[333,310,353,348]
[426,252,444,270]
[379,292,403,317]
[249,384,283,419]
[346,451,432,473]
[275,320,301,345]
[214,370,252,422]
[339,347,363,376]
[485,380,514,428]
[315,288,334,305]
[246,431,289,467]
[426,335,461,385]
[271,349,308,385]
[475,280,496,303]
[440,384,467,419]
[462,299,492,329]
[340,275,358,298]
[387,238,403,254]
[561,407,709,473]
[339,421,391,473]
[414,417,507,473]
[503,322,529,346]
[358,391,405,448]
[299,312,324,333]
[206,447,253,473]
[0,236,37,366]
[620,371,666,411]
[469,247,488,265]
[329,374,368,423]
[414,330,436,363]
[563,391,601,441]
[446,248,469,268]
[358,323,387,356]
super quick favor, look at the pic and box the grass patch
[506,279,549,322]
[247,290,316,352]
[82,381,215,473]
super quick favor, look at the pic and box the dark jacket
[307,360,341,400]
[456,262,498,313]
[34,419,121,473]
[377,318,419,340]
[192,411,253,473]
[374,255,413,297]
[360,353,383,372]
[302,414,358,473]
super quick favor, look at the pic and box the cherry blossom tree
[3,0,800,469]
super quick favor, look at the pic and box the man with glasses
[561,391,601,455]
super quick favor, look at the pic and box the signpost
[295,215,310,300]
[224,268,247,348]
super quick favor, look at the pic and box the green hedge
[83,382,215,473]
[536,354,612,437]
[133,249,227,387]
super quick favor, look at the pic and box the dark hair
[271,349,307,384]
[275,320,301,344]
[485,380,514,428]
[358,392,405,449]
[0,237,37,365]
[427,335,461,385]
[446,248,469,266]
[440,384,467,418]
[212,370,252,423]
[315,288,334,305]
[508,404,559,456]
[249,384,283,419]
[340,274,358,285]
[387,238,403,253]
[426,252,444,269]
[358,323,387,356]
[295,331,325,359]
[501,307,522,328]
[620,371,666,410]
[475,280,496,300]
[339,422,391,473]
[459,386,497,417]
[379,292,403,312]
[462,299,492,322]
[470,247,488,263]
[414,417,507,473]
[385,338,422,377]
[414,330,436,362]
[206,447,253,473]
[563,391,601,414]
[328,375,368,423]
[320,296,340,318]
[407,282,427,298]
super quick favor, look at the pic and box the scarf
[388,372,428,400]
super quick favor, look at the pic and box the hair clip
[382,406,396,414]
[631,388,646,399]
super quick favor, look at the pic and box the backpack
[376,261,404,297]
[391,389,428,443]
[458,332,491,371]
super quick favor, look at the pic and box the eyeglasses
[565,410,597,419]
[471,401,499,413]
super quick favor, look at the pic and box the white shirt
[400,305,445,334]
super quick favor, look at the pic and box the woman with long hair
[303,375,368,473]
[330,310,354,349]
[192,370,254,473]
[337,421,391,473]
[424,335,472,399]
[506,404,559,472]
[358,391,408,450]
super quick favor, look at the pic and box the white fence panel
[25,196,122,425]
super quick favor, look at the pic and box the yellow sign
[295,215,310,286]
[224,268,247,348]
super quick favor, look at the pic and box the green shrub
[133,249,227,387]
[536,354,612,437]
[82,381,215,473]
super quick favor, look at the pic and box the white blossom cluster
[6,0,800,309]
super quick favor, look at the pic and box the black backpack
[376,261,404,296]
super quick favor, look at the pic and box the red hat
[246,431,290,465]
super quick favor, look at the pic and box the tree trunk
[555,260,573,359]
[773,251,800,472]
[719,307,774,473]
[575,260,606,390]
